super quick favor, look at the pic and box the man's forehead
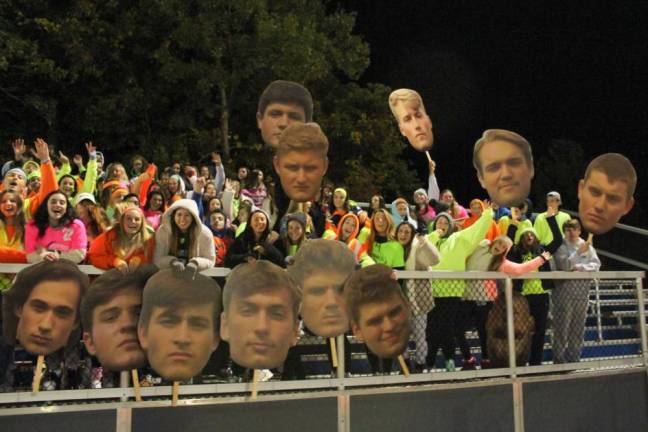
[262,102,306,116]
[588,170,632,197]
[231,285,294,307]
[394,100,423,116]
[358,294,406,318]
[154,303,214,319]
[303,271,348,288]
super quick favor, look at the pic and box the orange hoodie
[88,228,155,270]
[463,199,500,242]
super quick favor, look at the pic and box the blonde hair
[114,205,152,260]
[388,88,426,122]
[276,122,329,158]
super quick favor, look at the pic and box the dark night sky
[341,1,647,226]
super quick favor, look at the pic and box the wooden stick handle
[171,381,179,407]
[131,369,142,402]
[425,151,432,162]
[398,355,410,378]
[587,233,594,243]
[330,337,338,368]
[251,369,260,400]
[32,355,45,394]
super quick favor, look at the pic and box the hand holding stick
[32,355,45,394]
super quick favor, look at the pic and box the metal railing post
[594,279,603,342]
[634,277,648,377]
[505,277,517,378]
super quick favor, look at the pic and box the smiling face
[123,210,143,236]
[301,272,349,337]
[250,212,268,237]
[287,219,304,244]
[352,292,411,359]
[476,139,534,207]
[257,103,307,149]
[220,287,299,369]
[578,170,634,235]
[4,171,26,194]
[0,192,19,219]
[59,177,76,197]
[138,303,218,381]
[47,192,68,225]
[340,217,357,242]
[148,194,163,211]
[393,101,433,152]
[173,208,194,232]
[15,280,81,355]
[396,224,414,246]
[332,191,346,210]
[83,286,145,371]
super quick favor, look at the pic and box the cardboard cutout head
[345,264,411,359]
[138,269,221,381]
[273,123,329,203]
[257,80,313,149]
[221,261,300,369]
[473,129,535,207]
[81,266,157,371]
[2,260,89,356]
[389,89,434,152]
[578,153,636,235]
[288,240,356,337]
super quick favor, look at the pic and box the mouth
[168,352,193,360]
[247,342,273,353]
[585,213,605,224]
[498,183,519,191]
[118,338,141,349]
[30,334,53,346]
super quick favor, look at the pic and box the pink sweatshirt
[499,256,545,275]
[25,219,88,263]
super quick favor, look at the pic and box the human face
[490,239,510,256]
[204,184,217,200]
[440,190,454,204]
[208,198,221,212]
[578,171,634,235]
[250,212,268,237]
[111,164,126,180]
[237,167,248,181]
[83,287,145,371]
[301,272,349,337]
[149,194,163,211]
[200,166,210,178]
[371,195,381,209]
[476,140,534,207]
[333,191,346,210]
[139,304,218,381]
[546,196,561,211]
[564,225,582,242]
[341,217,357,241]
[167,178,179,194]
[28,176,41,194]
[75,202,89,220]
[522,231,537,247]
[132,159,143,174]
[172,163,181,175]
[4,171,26,194]
[396,224,414,246]
[47,193,68,225]
[210,213,225,231]
[413,191,427,205]
[435,216,450,236]
[0,193,19,218]
[470,202,483,216]
[393,101,433,152]
[287,220,304,243]
[174,208,193,232]
[373,212,388,235]
[352,293,411,359]
[273,151,328,202]
[220,287,299,369]
[257,103,306,149]
[396,202,408,218]
[123,211,143,236]
[15,280,81,355]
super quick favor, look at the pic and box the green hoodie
[427,208,494,297]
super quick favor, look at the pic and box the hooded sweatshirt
[463,199,500,241]
[427,207,494,297]
[154,199,215,270]
[328,212,374,267]
[390,198,418,231]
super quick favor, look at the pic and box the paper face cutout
[389,89,434,152]
[577,153,636,235]
[138,270,221,381]
[475,131,534,207]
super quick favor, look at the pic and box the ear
[529,163,535,181]
[82,331,97,356]
[14,304,23,318]
[398,123,407,137]
[219,312,229,342]
[351,321,364,342]
[137,325,148,350]
[272,155,280,174]
[256,112,264,130]
[290,320,300,347]
[577,179,585,201]
[211,332,220,353]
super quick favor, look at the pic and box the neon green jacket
[428,208,494,297]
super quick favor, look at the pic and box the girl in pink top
[25,190,88,264]
[489,235,550,274]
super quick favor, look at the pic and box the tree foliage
[0,0,419,198]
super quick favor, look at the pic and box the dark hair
[0,190,25,243]
[396,221,416,260]
[287,239,355,293]
[257,80,313,122]
[144,190,166,211]
[58,174,78,196]
[242,209,271,244]
[344,264,406,323]
[33,190,77,238]
[2,260,89,345]
[81,265,158,332]
[139,269,222,332]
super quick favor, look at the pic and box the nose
[173,322,191,347]
[500,163,513,179]
[592,195,606,212]
[254,311,270,337]
[38,311,55,334]
[381,316,396,333]
[277,114,289,129]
